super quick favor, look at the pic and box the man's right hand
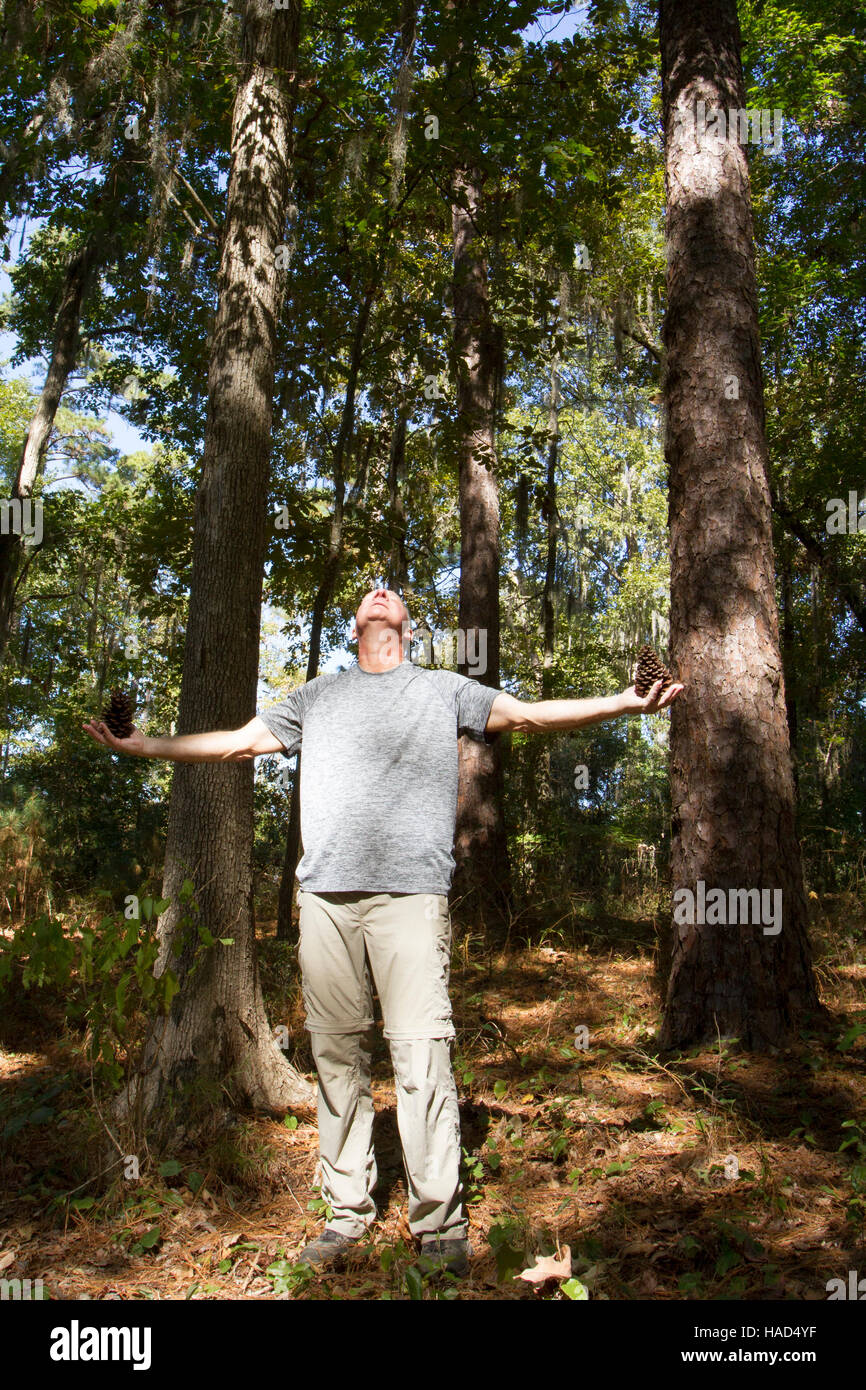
[82,720,148,757]
[82,714,283,762]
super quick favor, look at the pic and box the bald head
[351,589,412,662]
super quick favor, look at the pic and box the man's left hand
[619,679,685,715]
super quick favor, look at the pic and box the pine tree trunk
[658,0,822,1049]
[539,351,559,778]
[126,0,314,1128]
[450,164,513,929]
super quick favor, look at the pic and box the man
[84,586,683,1277]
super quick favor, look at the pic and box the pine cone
[633,645,673,697]
[102,688,135,740]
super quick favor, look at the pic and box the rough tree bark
[658,0,822,1048]
[450,163,513,927]
[540,350,560,706]
[126,0,315,1128]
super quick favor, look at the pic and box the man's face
[351,588,411,648]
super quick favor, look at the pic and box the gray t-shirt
[258,659,502,893]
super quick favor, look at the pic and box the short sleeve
[426,669,501,743]
[257,673,334,757]
[456,676,502,742]
[257,689,304,757]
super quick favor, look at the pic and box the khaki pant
[297,890,466,1241]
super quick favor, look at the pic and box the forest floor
[1,893,865,1302]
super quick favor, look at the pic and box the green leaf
[158,1160,182,1177]
[487,1222,525,1282]
[163,971,179,1010]
[715,1247,741,1276]
[561,1277,589,1300]
[493,1079,507,1100]
[404,1265,424,1300]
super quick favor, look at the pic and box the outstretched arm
[82,714,284,762]
[485,679,684,735]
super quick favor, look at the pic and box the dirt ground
[1,901,865,1301]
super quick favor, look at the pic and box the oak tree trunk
[658,0,822,1048]
[126,0,314,1130]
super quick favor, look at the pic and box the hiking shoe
[296,1228,358,1270]
[418,1236,471,1277]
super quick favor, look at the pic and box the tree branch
[772,491,866,634]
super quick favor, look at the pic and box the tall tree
[450,160,513,924]
[658,0,822,1048]
[444,0,513,926]
[128,0,314,1127]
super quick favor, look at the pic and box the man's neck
[356,641,408,674]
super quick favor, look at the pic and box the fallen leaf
[519,1246,572,1284]
[0,1251,16,1272]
